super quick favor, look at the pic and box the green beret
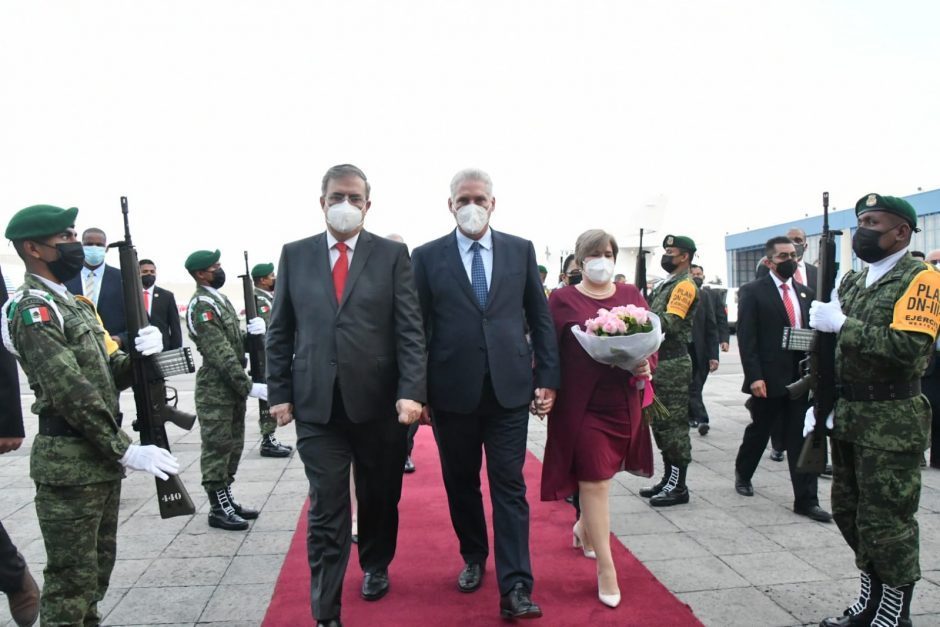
[855,193,919,230]
[184,249,221,272]
[663,234,696,253]
[251,262,274,278]
[537,265,548,273]
[5,205,78,241]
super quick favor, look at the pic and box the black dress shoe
[317,620,342,627]
[457,562,483,593]
[649,485,690,507]
[734,471,754,497]
[698,423,710,436]
[403,456,416,473]
[794,504,833,523]
[499,582,542,619]
[769,449,785,462]
[361,570,389,601]
[260,434,293,457]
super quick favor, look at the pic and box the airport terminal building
[724,188,940,288]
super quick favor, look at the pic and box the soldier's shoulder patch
[666,279,697,319]
[890,268,940,339]
[197,310,214,323]
[21,305,53,326]
[259,305,270,313]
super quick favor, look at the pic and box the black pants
[432,376,533,596]
[688,352,710,423]
[735,395,819,509]
[295,387,408,621]
[406,422,419,456]
[0,522,25,594]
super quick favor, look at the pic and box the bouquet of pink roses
[571,304,664,378]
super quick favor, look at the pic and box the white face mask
[455,203,489,235]
[583,257,615,284]
[326,200,363,234]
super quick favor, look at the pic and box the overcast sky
[2,1,939,284]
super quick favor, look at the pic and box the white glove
[120,444,180,480]
[246,317,266,335]
[249,382,268,401]
[809,289,847,333]
[802,407,835,437]
[134,326,164,356]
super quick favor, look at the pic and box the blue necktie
[470,242,488,308]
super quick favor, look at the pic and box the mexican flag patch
[260,305,270,313]
[22,306,51,325]
[198,311,214,322]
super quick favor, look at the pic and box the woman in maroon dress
[540,230,655,608]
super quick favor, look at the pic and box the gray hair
[574,229,619,268]
[450,168,493,199]
[321,163,371,199]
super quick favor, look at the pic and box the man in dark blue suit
[64,228,126,347]
[412,168,560,620]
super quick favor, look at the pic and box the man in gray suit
[266,164,426,627]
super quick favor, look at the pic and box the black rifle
[781,191,840,473]
[240,251,270,425]
[635,228,649,300]
[114,196,196,518]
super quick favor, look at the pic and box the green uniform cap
[185,249,221,272]
[662,234,696,253]
[855,193,919,230]
[251,262,274,278]
[5,204,79,241]
[537,265,548,273]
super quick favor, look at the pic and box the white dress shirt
[80,265,105,304]
[33,274,70,298]
[864,247,909,288]
[770,271,802,328]
[455,227,493,287]
[326,231,361,270]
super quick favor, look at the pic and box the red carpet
[263,427,701,627]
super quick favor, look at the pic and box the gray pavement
[2,336,939,625]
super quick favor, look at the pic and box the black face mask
[36,241,85,282]
[852,227,891,263]
[793,243,805,259]
[567,272,582,286]
[660,255,678,274]
[692,276,704,287]
[774,259,797,280]
[140,274,156,289]
[208,268,226,289]
[268,279,276,292]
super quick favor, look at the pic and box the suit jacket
[266,229,426,424]
[65,264,127,344]
[411,229,561,413]
[0,268,25,438]
[690,287,719,364]
[711,288,731,344]
[148,286,182,350]
[737,273,814,397]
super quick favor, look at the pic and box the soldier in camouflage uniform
[185,250,268,530]
[2,205,177,625]
[810,194,939,627]
[640,234,699,507]
[250,262,291,457]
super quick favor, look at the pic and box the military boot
[639,455,672,498]
[260,434,293,457]
[208,488,249,531]
[820,570,881,626]
[649,464,689,507]
[226,485,259,520]
[869,582,914,627]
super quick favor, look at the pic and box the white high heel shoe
[598,576,621,608]
[572,522,596,559]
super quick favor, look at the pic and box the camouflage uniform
[832,253,937,586]
[187,285,251,492]
[253,287,276,437]
[3,274,132,626]
[648,269,699,466]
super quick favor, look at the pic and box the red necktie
[780,283,796,326]
[794,266,804,285]
[143,289,150,313]
[333,242,349,303]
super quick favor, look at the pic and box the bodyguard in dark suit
[64,228,127,347]
[734,236,831,522]
[0,267,41,625]
[688,265,719,434]
[265,164,426,627]
[411,168,561,620]
[139,259,182,350]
